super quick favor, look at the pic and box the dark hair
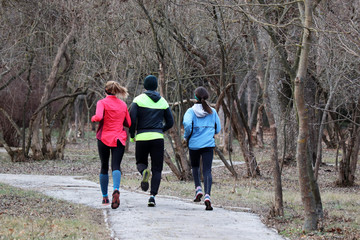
[195,86,212,114]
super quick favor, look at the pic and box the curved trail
[0,174,284,240]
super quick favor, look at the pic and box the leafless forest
[0,0,359,232]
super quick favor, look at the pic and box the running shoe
[111,190,120,209]
[204,195,213,211]
[141,169,150,191]
[102,197,110,205]
[193,188,203,202]
[148,196,156,207]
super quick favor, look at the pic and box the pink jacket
[91,95,131,147]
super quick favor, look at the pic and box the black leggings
[135,139,164,196]
[189,147,214,195]
[98,139,125,174]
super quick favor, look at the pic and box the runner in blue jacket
[183,86,221,210]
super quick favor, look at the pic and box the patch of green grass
[322,191,360,230]
[0,183,110,239]
[0,151,11,163]
[279,227,304,238]
[321,148,342,165]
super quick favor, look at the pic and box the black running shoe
[111,190,120,209]
[204,196,213,211]
[141,169,150,191]
[102,197,110,205]
[148,196,156,207]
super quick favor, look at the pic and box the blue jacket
[183,103,221,150]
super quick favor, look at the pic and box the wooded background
[0,0,359,231]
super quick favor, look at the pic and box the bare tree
[294,0,323,231]
[0,1,359,231]
[252,27,283,216]
[135,0,192,180]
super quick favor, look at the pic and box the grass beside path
[0,183,110,239]
[1,133,359,240]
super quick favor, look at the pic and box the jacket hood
[144,90,161,102]
[192,103,209,118]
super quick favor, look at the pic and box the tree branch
[0,108,22,136]
[32,89,88,117]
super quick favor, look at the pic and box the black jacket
[129,91,174,139]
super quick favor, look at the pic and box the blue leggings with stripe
[97,139,124,197]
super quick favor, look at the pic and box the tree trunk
[164,150,183,180]
[233,85,260,176]
[227,98,259,177]
[349,131,359,184]
[28,23,75,160]
[158,61,166,97]
[168,126,192,180]
[214,146,237,178]
[314,78,340,179]
[247,83,252,125]
[55,104,72,159]
[337,98,360,186]
[294,0,322,230]
[295,77,318,231]
[255,104,264,148]
[217,107,229,154]
[214,83,259,177]
[252,32,283,216]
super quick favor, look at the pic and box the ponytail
[114,83,128,99]
[105,81,128,99]
[195,86,212,114]
[201,99,212,114]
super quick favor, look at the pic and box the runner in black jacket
[129,75,174,207]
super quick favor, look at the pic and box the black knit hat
[144,75,158,90]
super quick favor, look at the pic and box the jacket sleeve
[183,109,193,139]
[91,100,104,122]
[123,107,131,128]
[163,107,174,132]
[129,102,138,138]
[214,110,221,134]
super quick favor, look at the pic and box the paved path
[0,174,284,240]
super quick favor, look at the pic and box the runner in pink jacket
[91,81,130,209]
